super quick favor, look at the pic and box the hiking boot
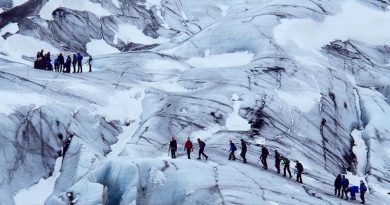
[197,158,201,160]
[205,156,208,160]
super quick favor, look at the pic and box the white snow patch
[139,0,169,28]
[0,34,59,64]
[187,51,254,68]
[0,91,50,115]
[191,124,224,141]
[86,39,120,56]
[218,4,229,16]
[97,88,144,122]
[278,90,321,113]
[0,22,19,36]
[225,93,251,131]
[111,0,121,8]
[274,0,390,51]
[351,129,367,175]
[12,0,28,7]
[114,24,169,45]
[14,157,63,205]
[149,167,167,189]
[40,0,111,20]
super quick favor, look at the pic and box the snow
[12,0,28,7]
[0,91,49,115]
[149,167,167,189]
[13,157,63,205]
[139,0,169,28]
[143,59,186,71]
[351,129,367,175]
[0,34,59,64]
[97,88,144,122]
[0,23,19,36]
[225,93,251,131]
[187,51,254,68]
[277,89,321,113]
[40,0,112,20]
[218,4,229,16]
[114,24,169,45]
[86,39,120,56]
[111,0,121,8]
[273,0,390,51]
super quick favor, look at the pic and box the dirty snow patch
[187,51,254,68]
[86,39,120,56]
[225,93,251,131]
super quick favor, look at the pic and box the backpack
[360,184,367,192]
[231,144,237,151]
[200,141,206,148]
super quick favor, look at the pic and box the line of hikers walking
[168,138,303,183]
[168,137,368,204]
[34,49,93,73]
[334,174,368,204]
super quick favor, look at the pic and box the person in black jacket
[240,139,247,163]
[88,56,93,72]
[58,53,64,72]
[72,53,77,73]
[275,150,281,174]
[260,145,269,169]
[295,160,304,183]
[64,56,72,73]
[197,138,208,160]
[169,137,177,159]
[334,174,342,196]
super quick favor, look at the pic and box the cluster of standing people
[334,174,367,204]
[169,138,304,183]
[34,49,93,73]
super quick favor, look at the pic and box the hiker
[348,185,359,200]
[197,138,208,160]
[184,137,193,159]
[169,137,177,159]
[54,57,59,72]
[275,150,281,174]
[360,180,367,204]
[58,53,64,72]
[44,52,52,70]
[260,145,269,169]
[38,49,44,58]
[240,139,247,163]
[228,140,237,160]
[295,160,304,183]
[88,56,93,72]
[72,53,77,73]
[64,56,71,73]
[334,174,342,196]
[341,175,350,199]
[281,156,292,178]
[77,53,83,73]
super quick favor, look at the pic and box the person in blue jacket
[360,180,367,204]
[76,53,83,73]
[54,57,59,72]
[348,185,359,200]
[341,175,350,199]
[229,140,237,160]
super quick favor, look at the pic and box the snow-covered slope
[1,0,390,204]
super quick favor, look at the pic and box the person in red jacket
[184,137,193,159]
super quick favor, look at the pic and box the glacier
[0,0,390,204]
